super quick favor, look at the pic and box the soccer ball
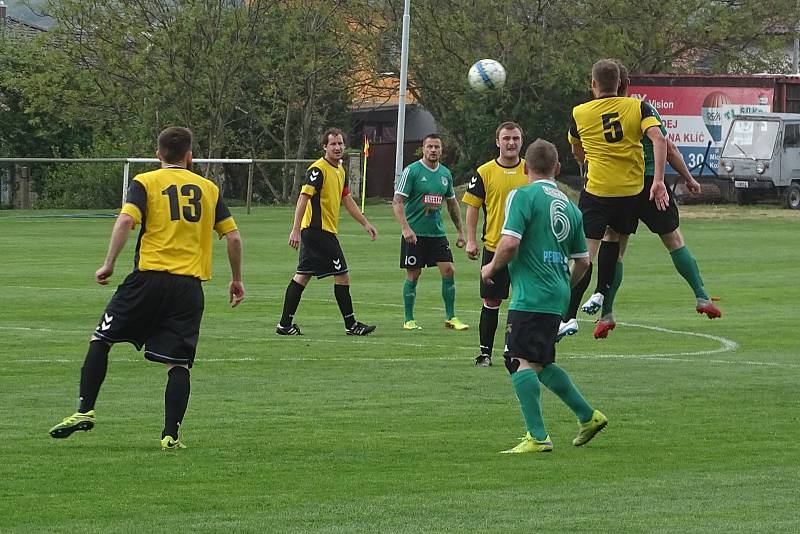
[468,59,506,92]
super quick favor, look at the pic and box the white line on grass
[0,321,788,369]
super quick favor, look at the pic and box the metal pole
[794,35,799,74]
[122,162,130,206]
[246,162,254,215]
[393,0,411,183]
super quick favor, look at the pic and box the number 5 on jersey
[602,112,623,143]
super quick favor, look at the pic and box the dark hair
[495,121,524,140]
[322,127,346,146]
[592,59,620,94]
[524,138,559,175]
[423,133,442,143]
[158,127,193,164]
[614,60,630,97]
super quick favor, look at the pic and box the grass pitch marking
[0,321,781,369]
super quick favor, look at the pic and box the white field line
[0,320,789,369]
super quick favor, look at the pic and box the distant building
[0,2,47,39]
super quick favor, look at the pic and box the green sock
[536,364,594,423]
[511,369,547,440]
[441,276,455,320]
[601,261,624,316]
[669,246,709,299]
[403,279,417,322]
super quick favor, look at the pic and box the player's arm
[570,255,591,287]
[224,229,245,308]
[641,101,669,210]
[288,193,311,249]
[213,197,244,307]
[480,234,519,284]
[445,197,466,248]
[568,114,587,177]
[96,213,135,285]
[667,139,701,194]
[481,189,525,283]
[569,212,591,286]
[393,167,416,244]
[391,193,416,244]
[342,194,377,240]
[462,171,485,260]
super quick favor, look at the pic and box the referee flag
[361,134,370,212]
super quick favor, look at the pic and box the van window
[784,124,800,148]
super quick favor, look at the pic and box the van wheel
[786,184,800,210]
[736,190,756,206]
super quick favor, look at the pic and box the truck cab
[719,113,800,209]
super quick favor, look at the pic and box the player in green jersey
[393,134,468,330]
[481,139,607,453]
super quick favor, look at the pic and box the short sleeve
[569,208,589,258]
[445,171,455,199]
[461,171,486,207]
[120,178,146,225]
[568,112,581,144]
[647,103,668,136]
[213,196,237,237]
[301,166,323,197]
[640,100,661,134]
[500,189,528,239]
[395,166,414,197]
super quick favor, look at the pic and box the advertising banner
[627,85,773,174]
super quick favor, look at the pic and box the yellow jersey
[462,158,528,252]
[300,157,350,234]
[568,96,661,197]
[120,167,237,281]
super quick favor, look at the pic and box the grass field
[1,203,799,532]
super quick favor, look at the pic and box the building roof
[2,15,47,38]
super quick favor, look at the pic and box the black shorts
[296,227,348,278]
[93,271,204,368]
[579,189,639,240]
[399,236,453,268]
[480,248,511,300]
[627,176,680,235]
[503,310,561,365]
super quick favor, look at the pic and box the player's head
[422,133,442,164]
[523,138,560,179]
[495,121,523,161]
[157,127,193,165]
[614,60,630,97]
[322,127,346,162]
[591,59,620,97]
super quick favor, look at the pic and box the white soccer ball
[468,59,506,92]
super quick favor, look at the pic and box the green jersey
[395,160,455,237]
[502,180,588,316]
[642,103,668,177]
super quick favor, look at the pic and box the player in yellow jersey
[462,122,528,367]
[561,59,668,339]
[277,128,378,336]
[49,127,245,449]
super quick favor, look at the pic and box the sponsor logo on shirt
[423,194,443,205]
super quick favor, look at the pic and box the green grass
[1,204,799,532]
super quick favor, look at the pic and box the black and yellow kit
[568,96,661,197]
[461,158,527,252]
[120,167,238,281]
[97,166,237,365]
[300,157,351,234]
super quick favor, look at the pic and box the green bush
[36,162,123,209]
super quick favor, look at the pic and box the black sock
[595,241,620,296]
[163,367,190,440]
[78,340,110,413]
[334,284,356,329]
[479,305,500,356]
[567,262,593,319]
[279,279,305,327]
